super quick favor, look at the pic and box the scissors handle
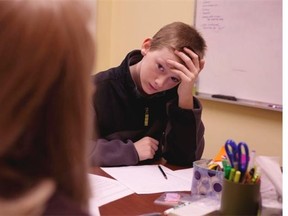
[224,139,238,168]
[237,142,250,175]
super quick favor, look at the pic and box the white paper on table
[171,168,194,182]
[101,165,192,194]
[88,173,133,215]
[88,200,100,216]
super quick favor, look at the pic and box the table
[89,161,191,216]
[89,161,283,216]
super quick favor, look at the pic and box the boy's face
[139,41,181,95]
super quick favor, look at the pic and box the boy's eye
[157,63,164,72]
[171,77,180,83]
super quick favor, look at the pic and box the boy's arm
[162,97,205,166]
[88,138,139,167]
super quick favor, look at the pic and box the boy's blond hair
[150,22,207,59]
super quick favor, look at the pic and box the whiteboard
[194,0,282,111]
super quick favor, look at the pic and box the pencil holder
[220,178,260,215]
[191,159,224,200]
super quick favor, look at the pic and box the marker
[233,170,241,183]
[249,167,255,177]
[211,94,237,101]
[158,165,167,180]
[242,172,252,184]
[224,165,231,179]
[228,168,236,181]
[252,174,260,184]
[222,158,228,168]
[251,168,261,184]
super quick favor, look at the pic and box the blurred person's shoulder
[43,191,90,216]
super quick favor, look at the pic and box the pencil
[158,165,168,180]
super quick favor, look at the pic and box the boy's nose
[155,77,166,88]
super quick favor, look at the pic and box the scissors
[225,139,250,176]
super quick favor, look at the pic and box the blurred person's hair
[0,0,96,210]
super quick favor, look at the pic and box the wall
[95,0,196,72]
[95,0,283,165]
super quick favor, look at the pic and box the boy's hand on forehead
[166,47,205,86]
[166,47,205,109]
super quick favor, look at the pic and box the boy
[90,22,207,167]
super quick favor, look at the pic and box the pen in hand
[158,165,168,180]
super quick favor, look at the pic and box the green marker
[224,165,231,179]
[222,158,228,168]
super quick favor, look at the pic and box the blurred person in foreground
[0,0,96,215]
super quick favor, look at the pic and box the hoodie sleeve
[88,138,139,167]
[162,97,205,166]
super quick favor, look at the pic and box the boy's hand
[167,47,205,109]
[134,136,159,161]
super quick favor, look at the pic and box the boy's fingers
[166,60,191,79]
[175,49,200,70]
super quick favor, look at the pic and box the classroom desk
[89,164,282,216]
[89,160,191,216]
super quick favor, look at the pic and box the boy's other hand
[134,136,159,161]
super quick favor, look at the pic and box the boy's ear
[141,38,152,55]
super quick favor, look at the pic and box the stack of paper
[101,165,193,194]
